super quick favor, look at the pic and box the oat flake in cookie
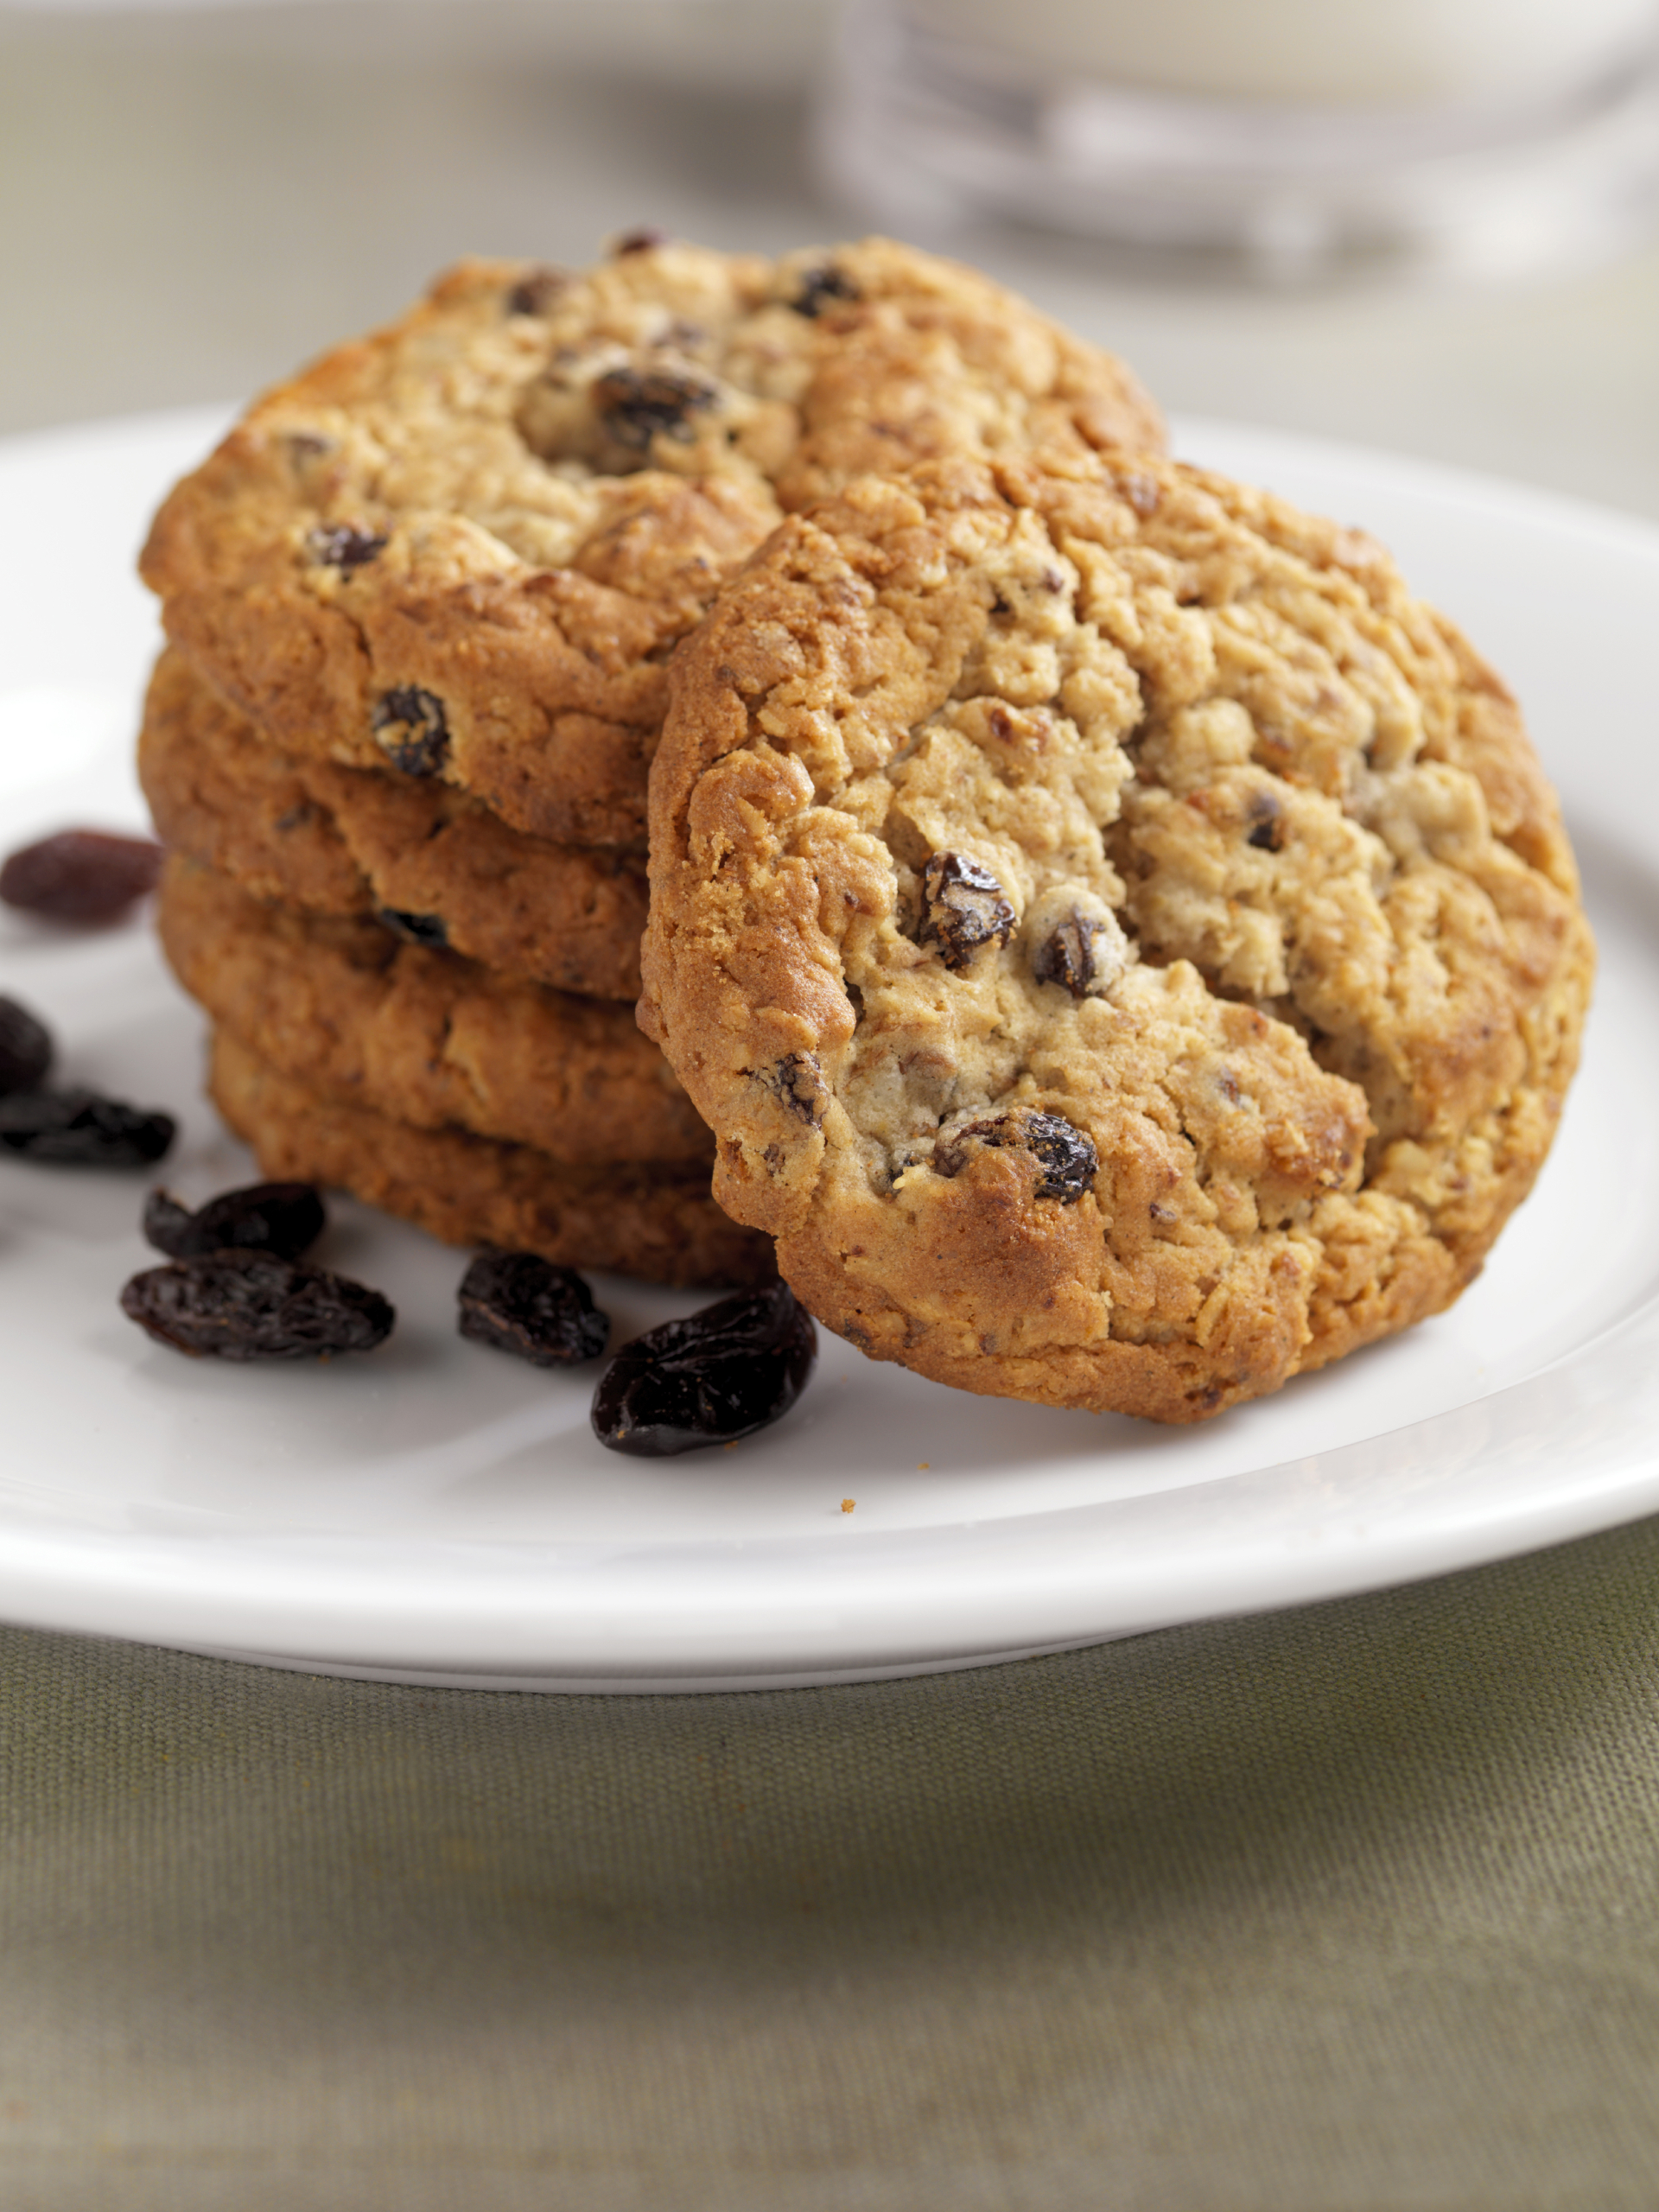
[641,454,1595,1423]
[139,238,1164,849]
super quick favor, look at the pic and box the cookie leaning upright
[139,238,1165,849]
[641,454,1594,1423]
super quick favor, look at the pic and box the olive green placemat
[4,1509,1659,2211]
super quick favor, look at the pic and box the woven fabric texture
[4,1511,1659,2210]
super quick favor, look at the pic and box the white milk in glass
[912,0,1659,105]
[820,0,1659,276]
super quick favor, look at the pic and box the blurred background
[3,0,1659,518]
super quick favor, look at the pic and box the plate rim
[1,404,1655,1690]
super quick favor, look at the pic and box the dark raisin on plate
[0,830,163,925]
[143,1181,326,1262]
[0,1087,175,1166]
[0,994,53,1095]
[591,1279,817,1457]
[120,1251,395,1361]
[458,1251,609,1367]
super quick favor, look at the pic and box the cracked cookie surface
[140,236,1163,848]
[209,1030,770,1289]
[139,649,649,1000]
[159,858,710,1168]
[641,454,1594,1422]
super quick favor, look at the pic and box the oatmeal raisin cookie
[641,454,1593,1421]
[140,237,1163,848]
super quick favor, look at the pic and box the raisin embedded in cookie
[208,1030,772,1288]
[641,454,1594,1423]
[157,857,710,1168]
[139,238,1164,848]
[138,649,650,1000]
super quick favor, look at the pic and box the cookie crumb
[841,1497,855,1513]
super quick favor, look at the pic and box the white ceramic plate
[2,407,1656,1693]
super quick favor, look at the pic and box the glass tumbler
[814,0,1659,281]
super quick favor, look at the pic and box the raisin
[458,1252,608,1367]
[791,264,861,317]
[143,1180,326,1262]
[1024,1113,1099,1202]
[378,907,448,949]
[120,1251,394,1361]
[590,365,717,452]
[918,852,1014,972]
[762,1052,824,1124]
[308,524,387,570]
[506,264,568,315]
[0,830,163,925]
[612,226,667,256]
[934,1108,1096,1203]
[372,687,450,778]
[1246,792,1286,852]
[1033,909,1111,999]
[0,1088,175,1166]
[0,995,53,1095]
[591,1279,816,1457]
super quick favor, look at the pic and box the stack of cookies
[138,232,1594,1420]
[136,237,1166,1292]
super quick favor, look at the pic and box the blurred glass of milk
[815,0,1659,280]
